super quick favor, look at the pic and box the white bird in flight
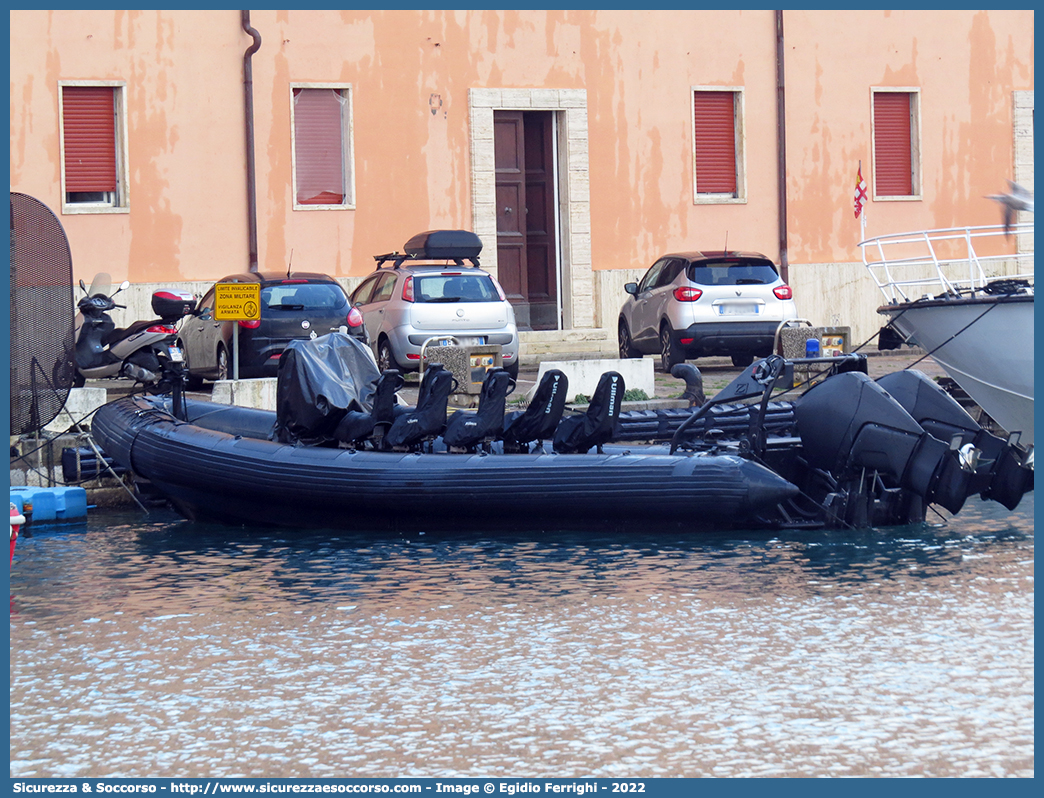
[986,180,1034,237]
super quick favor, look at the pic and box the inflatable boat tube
[91,395,801,532]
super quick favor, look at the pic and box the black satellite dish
[9,192,77,435]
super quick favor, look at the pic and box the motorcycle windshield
[88,273,112,297]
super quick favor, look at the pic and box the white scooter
[73,273,195,388]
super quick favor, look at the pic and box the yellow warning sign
[213,283,261,321]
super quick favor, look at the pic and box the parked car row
[177,230,519,384]
[175,232,794,385]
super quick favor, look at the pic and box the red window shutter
[293,88,346,205]
[62,86,117,193]
[693,92,737,194]
[873,93,913,196]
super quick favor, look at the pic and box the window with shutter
[872,90,920,198]
[291,86,355,209]
[60,83,127,212]
[692,89,745,202]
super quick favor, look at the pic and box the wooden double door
[494,110,559,331]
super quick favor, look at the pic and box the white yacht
[861,220,1034,447]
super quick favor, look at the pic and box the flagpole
[862,159,867,242]
[855,159,868,244]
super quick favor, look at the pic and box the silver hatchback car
[619,250,798,370]
[350,230,520,378]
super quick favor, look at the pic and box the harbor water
[9,494,1034,778]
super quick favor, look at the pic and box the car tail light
[492,280,506,301]
[346,306,364,327]
[281,279,308,284]
[673,286,703,302]
[773,285,793,300]
[402,275,414,302]
[238,319,261,329]
[406,352,421,360]
[146,324,178,335]
[680,337,694,345]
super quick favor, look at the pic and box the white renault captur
[350,230,521,378]
[618,249,798,371]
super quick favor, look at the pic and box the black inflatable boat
[90,333,1033,533]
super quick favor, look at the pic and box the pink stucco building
[9,10,1034,348]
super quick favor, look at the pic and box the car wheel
[504,359,520,380]
[731,353,754,368]
[618,320,640,359]
[377,338,396,373]
[215,345,229,381]
[660,324,683,372]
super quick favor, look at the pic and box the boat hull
[91,395,801,532]
[880,294,1034,445]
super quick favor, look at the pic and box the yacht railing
[860,222,1034,304]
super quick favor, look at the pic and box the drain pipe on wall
[775,10,789,283]
[241,11,261,273]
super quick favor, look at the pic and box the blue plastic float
[9,486,88,525]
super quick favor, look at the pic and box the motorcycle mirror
[79,278,87,293]
[114,280,131,295]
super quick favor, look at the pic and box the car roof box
[404,230,482,262]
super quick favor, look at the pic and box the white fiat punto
[350,230,520,378]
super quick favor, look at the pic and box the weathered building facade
[9,10,1034,349]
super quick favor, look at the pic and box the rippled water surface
[9,496,1034,778]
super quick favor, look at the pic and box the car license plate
[454,336,487,347]
[167,345,184,362]
[719,304,758,316]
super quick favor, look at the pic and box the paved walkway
[403,349,946,407]
[98,348,946,408]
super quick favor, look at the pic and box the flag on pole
[854,162,868,218]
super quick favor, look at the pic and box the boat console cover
[275,333,381,445]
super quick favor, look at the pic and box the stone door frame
[469,88,593,329]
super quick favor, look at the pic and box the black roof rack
[373,252,409,269]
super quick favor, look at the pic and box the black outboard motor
[443,368,516,452]
[502,369,569,453]
[385,364,457,450]
[553,371,625,454]
[877,370,1033,510]
[795,371,974,514]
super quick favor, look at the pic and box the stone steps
[518,328,614,364]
